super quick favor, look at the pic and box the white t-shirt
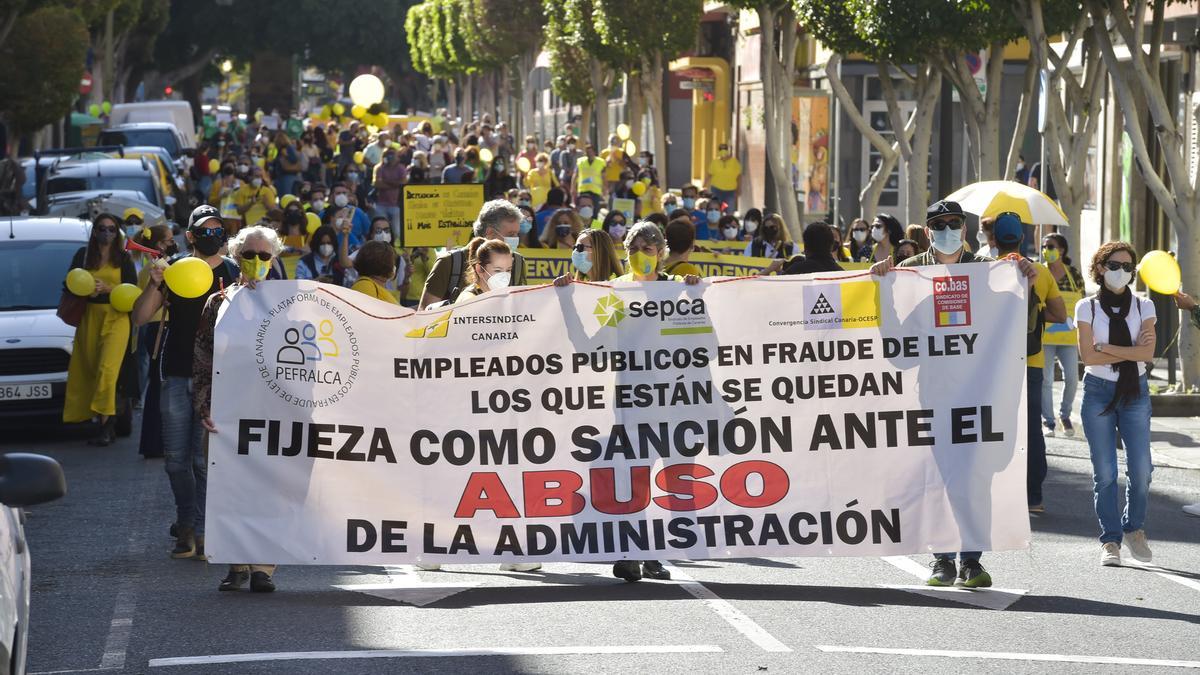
[1074,293,1156,381]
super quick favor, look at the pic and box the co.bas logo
[595,291,711,335]
[255,290,361,409]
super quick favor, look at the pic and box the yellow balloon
[351,105,366,119]
[616,123,630,141]
[306,212,321,235]
[374,113,391,129]
[208,158,220,174]
[163,257,215,299]
[631,181,647,196]
[66,268,95,297]
[1138,250,1181,294]
[516,156,531,173]
[353,151,365,164]
[320,105,332,120]
[623,140,637,155]
[479,147,494,164]
[332,102,346,117]
[109,283,141,313]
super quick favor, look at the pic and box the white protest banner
[207,264,1030,565]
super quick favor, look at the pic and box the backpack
[1025,257,1044,357]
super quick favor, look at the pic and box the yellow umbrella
[944,180,1069,226]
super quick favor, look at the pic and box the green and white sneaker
[958,559,992,588]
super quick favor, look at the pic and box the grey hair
[624,221,666,253]
[228,225,282,259]
[473,199,522,237]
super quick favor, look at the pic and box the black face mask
[221,166,235,176]
[163,242,180,257]
[193,236,223,256]
[763,226,778,239]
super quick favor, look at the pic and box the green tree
[0,6,88,137]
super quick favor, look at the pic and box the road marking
[879,556,1028,611]
[148,644,725,667]
[1125,561,1200,593]
[815,645,1200,668]
[664,563,792,653]
[333,565,482,606]
[30,668,121,674]
[97,461,156,670]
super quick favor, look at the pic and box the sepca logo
[594,293,626,327]
[406,311,452,338]
[628,297,707,320]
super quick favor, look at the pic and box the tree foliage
[0,5,88,134]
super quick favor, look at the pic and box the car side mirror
[0,454,66,507]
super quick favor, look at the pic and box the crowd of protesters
[60,105,1200,594]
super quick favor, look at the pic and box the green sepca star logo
[594,293,626,327]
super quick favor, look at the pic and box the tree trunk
[589,60,609,148]
[759,4,801,239]
[642,52,668,184]
[628,69,644,149]
[461,75,474,127]
[0,8,19,51]
[1003,58,1038,180]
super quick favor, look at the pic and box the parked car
[0,216,135,435]
[98,123,190,161]
[110,146,190,222]
[40,158,167,215]
[0,452,67,675]
[107,102,197,150]
[43,190,167,229]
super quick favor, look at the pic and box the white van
[107,102,197,150]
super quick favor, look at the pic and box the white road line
[148,644,725,667]
[815,645,1200,668]
[97,462,156,670]
[1125,561,1200,593]
[879,556,1028,610]
[880,555,931,579]
[30,668,121,674]
[664,563,792,653]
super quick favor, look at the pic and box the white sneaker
[1183,503,1200,517]
[498,563,542,572]
[1100,542,1121,567]
[416,563,442,571]
[1124,530,1152,563]
[1060,417,1075,438]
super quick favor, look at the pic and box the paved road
[11,408,1200,675]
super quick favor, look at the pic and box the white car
[0,453,66,675]
[0,217,90,424]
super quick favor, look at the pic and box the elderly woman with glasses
[192,224,284,593]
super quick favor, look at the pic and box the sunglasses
[1104,260,1134,273]
[240,250,272,261]
[193,227,225,239]
[928,218,964,231]
[573,243,592,253]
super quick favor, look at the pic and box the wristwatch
[1094,343,1104,353]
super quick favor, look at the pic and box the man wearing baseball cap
[990,212,1067,518]
[872,200,1040,589]
[132,204,240,561]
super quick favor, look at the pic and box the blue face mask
[706,210,720,223]
[682,197,696,210]
[571,249,593,274]
[519,218,532,235]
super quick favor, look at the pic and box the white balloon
[349,74,385,107]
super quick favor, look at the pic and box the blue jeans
[1027,367,1047,506]
[710,188,736,214]
[160,376,207,535]
[1081,374,1152,544]
[277,173,299,198]
[934,552,983,562]
[1041,343,1079,424]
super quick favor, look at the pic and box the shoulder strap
[664,261,683,275]
[449,248,465,293]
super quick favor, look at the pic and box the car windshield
[47,176,159,206]
[0,240,83,311]
[99,129,181,157]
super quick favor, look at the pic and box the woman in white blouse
[1076,242,1156,568]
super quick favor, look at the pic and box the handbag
[56,291,86,327]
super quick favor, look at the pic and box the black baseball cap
[188,204,224,230]
[926,200,965,223]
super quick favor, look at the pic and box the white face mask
[319,244,334,257]
[723,226,738,240]
[744,219,758,234]
[238,164,250,174]
[930,228,963,255]
[311,199,325,211]
[870,226,885,242]
[1103,267,1133,291]
[976,230,989,247]
[852,230,867,244]
[251,177,263,187]
[486,270,511,289]
[373,231,391,243]
[578,206,594,220]
[334,193,349,208]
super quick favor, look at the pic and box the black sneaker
[641,561,671,580]
[170,527,195,559]
[169,522,178,539]
[612,560,642,582]
[219,569,249,591]
[958,558,993,588]
[192,536,205,560]
[927,558,957,586]
[250,571,276,593]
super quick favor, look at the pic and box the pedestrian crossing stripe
[405,311,451,338]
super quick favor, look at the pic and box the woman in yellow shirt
[349,241,400,305]
[524,153,559,210]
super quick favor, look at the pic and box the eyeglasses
[240,250,272,261]
[193,227,225,239]
[1104,260,1134,273]
[928,218,964,231]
